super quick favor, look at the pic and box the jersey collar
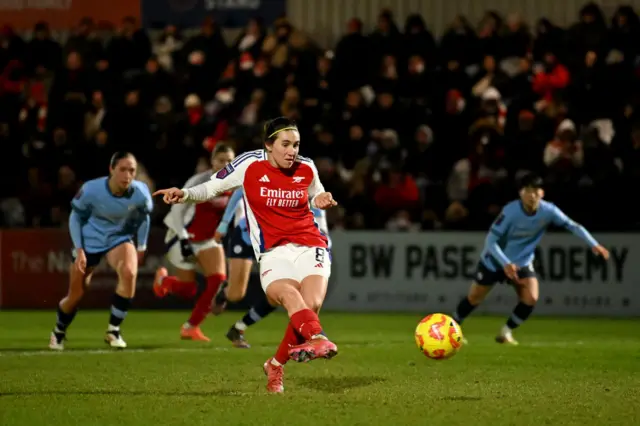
[105,178,134,199]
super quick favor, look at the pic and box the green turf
[0,311,639,426]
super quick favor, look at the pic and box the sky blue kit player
[212,187,276,348]
[452,173,609,345]
[49,152,153,352]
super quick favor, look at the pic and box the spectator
[2,8,640,232]
[24,22,61,76]
[532,52,570,103]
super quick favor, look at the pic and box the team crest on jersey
[293,176,305,183]
[216,164,235,180]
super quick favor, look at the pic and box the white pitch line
[0,340,617,358]
[0,342,384,358]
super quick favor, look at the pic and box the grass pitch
[0,311,638,426]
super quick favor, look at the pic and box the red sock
[162,276,197,299]
[188,274,225,327]
[274,323,304,365]
[289,309,323,341]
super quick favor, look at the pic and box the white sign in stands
[323,231,638,317]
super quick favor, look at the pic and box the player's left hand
[314,192,338,209]
[592,245,610,260]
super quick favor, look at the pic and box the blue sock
[453,297,476,324]
[55,304,77,334]
[240,299,276,328]
[109,294,132,329]
[506,302,535,330]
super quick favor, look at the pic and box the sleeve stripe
[70,203,90,216]
[232,151,263,167]
[489,229,503,237]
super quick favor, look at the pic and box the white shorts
[165,231,222,271]
[258,243,331,291]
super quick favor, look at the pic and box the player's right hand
[213,231,224,244]
[179,239,194,260]
[74,249,87,274]
[153,188,185,204]
[503,263,519,282]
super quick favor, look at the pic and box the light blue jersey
[217,188,250,245]
[69,177,153,254]
[481,199,599,271]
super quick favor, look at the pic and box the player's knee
[118,263,137,285]
[302,293,324,313]
[520,293,538,305]
[68,271,87,299]
[268,282,303,311]
[308,301,322,313]
[468,294,483,305]
[226,283,246,302]
[468,285,488,305]
[65,288,84,305]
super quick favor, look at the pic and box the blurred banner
[0,229,264,310]
[141,0,285,28]
[0,0,141,30]
[2,229,637,316]
[323,231,639,317]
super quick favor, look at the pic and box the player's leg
[212,257,252,313]
[260,247,334,393]
[155,267,198,299]
[497,269,539,345]
[227,291,276,349]
[104,242,139,348]
[287,246,337,363]
[154,239,198,299]
[216,257,254,347]
[212,226,254,315]
[49,253,99,350]
[180,243,226,341]
[265,280,335,362]
[452,262,498,325]
[262,277,303,393]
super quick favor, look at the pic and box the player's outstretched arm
[154,157,249,204]
[549,204,610,260]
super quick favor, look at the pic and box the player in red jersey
[153,144,235,341]
[154,118,338,393]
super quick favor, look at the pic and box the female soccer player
[211,191,332,349]
[452,173,609,345]
[49,152,153,350]
[154,118,337,393]
[153,144,235,342]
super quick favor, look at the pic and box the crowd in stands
[1,2,639,231]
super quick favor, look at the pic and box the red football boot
[288,336,338,363]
